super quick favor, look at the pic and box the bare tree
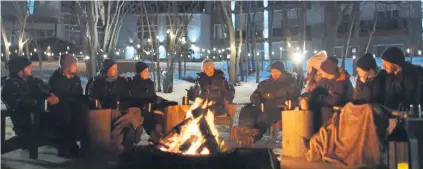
[342,2,360,69]
[13,2,30,56]
[364,2,379,53]
[236,1,244,83]
[219,1,237,85]
[251,1,259,83]
[268,1,275,65]
[1,18,11,66]
[244,1,252,82]
[98,1,131,60]
[162,1,199,93]
[323,2,350,57]
[75,1,100,78]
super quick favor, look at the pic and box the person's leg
[238,105,260,128]
[254,108,281,141]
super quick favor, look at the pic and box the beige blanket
[306,103,383,168]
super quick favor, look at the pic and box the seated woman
[304,51,327,93]
[238,61,300,143]
[130,61,177,140]
[301,57,353,132]
[306,54,389,168]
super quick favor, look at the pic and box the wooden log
[281,110,313,158]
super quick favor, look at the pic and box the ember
[154,98,228,155]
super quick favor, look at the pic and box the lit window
[27,0,35,15]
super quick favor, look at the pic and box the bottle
[409,105,414,117]
[116,100,120,111]
[94,99,100,109]
[44,99,49,112]
[418,104,422,118]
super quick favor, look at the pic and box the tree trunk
[281,9,291,61]
[251,2,257,74]
[244,2,251,82]
[323,2,350,57]
[268,1,275,65]
[219,1,237,85]
[178,51,182,79]
[365,2,378,54]
[236,2,243,84]
[342,3,359,69]
[1,20,11,68]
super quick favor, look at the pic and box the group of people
[237,46,422,143]
[1,46,422,159]
[1,54,177,158]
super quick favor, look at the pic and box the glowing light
[313,50,317,54]
[213,48,216,51]
[116,51,120,55]
[84,56,90,60]
[80,51,83,54]
[137,44,141,49]
[287,42,291,48]
[34,48,37,52]
[406,48,411,54]
[129,39,133,43]
[418,50,422,56]
[292,52,304,64]
[353,55,356,59]
[103,54,107,59]
[280,47,283,51]
[148,39,151,42]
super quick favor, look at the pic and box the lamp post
[406,48,412,63]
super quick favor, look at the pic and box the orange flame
[157,98,224,155]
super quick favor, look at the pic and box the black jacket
[383,63,420,111]
[197,69,235,103]
[88,75,131,109]
[309,68,352,107]
[48,69,85,103]
[1,75,51,127]
[250,73,300,110]
[353,70,387,104]
[130,76,157,105]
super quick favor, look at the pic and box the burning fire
[156,98,226,155]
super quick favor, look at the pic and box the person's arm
[221,77,235,103]
[250,82,263,107]
[2,81,38,111]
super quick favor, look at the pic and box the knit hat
[381,47,405,66]
[135,61,149,73]
[320,57,338,75]
[356,53,377,71]
[59,53,78,69]
[270,61,285,73]
[8,57,32,73]
[307,50,328,72]
[102,59,116,74]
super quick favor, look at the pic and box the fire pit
[117,98,280,169]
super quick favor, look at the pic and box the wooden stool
[86,109,123,159]
[281,110,313,157]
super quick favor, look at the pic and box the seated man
[1,57,67,156]
[88,59,142,152]
[380,47,420,114]
[303,57,353,132]
[239,61,300,142]
[130,61,177,140]
[196,59,235,115]
[48,54,88,156]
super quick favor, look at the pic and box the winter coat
[250,73,300,111]
[129,76,158,105]
[197,69,235,104]
[48,69,86,103]
[308,68,352,107]
[382,62,420,111]
[88,75,131,110]
[1,74,51,128]
[353,70,387,105]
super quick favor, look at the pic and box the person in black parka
[353,53,387,105]
[197,59,235,116]
[88,59,141,151]
[48,54,89,157]
[238,61,300,142]
[88,59,131,109]
[130,61,177,140]
[380,47,420,114]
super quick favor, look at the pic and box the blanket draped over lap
[306,103,387,168]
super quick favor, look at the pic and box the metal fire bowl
[149,144,236,158]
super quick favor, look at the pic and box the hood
[197,69,225,78]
